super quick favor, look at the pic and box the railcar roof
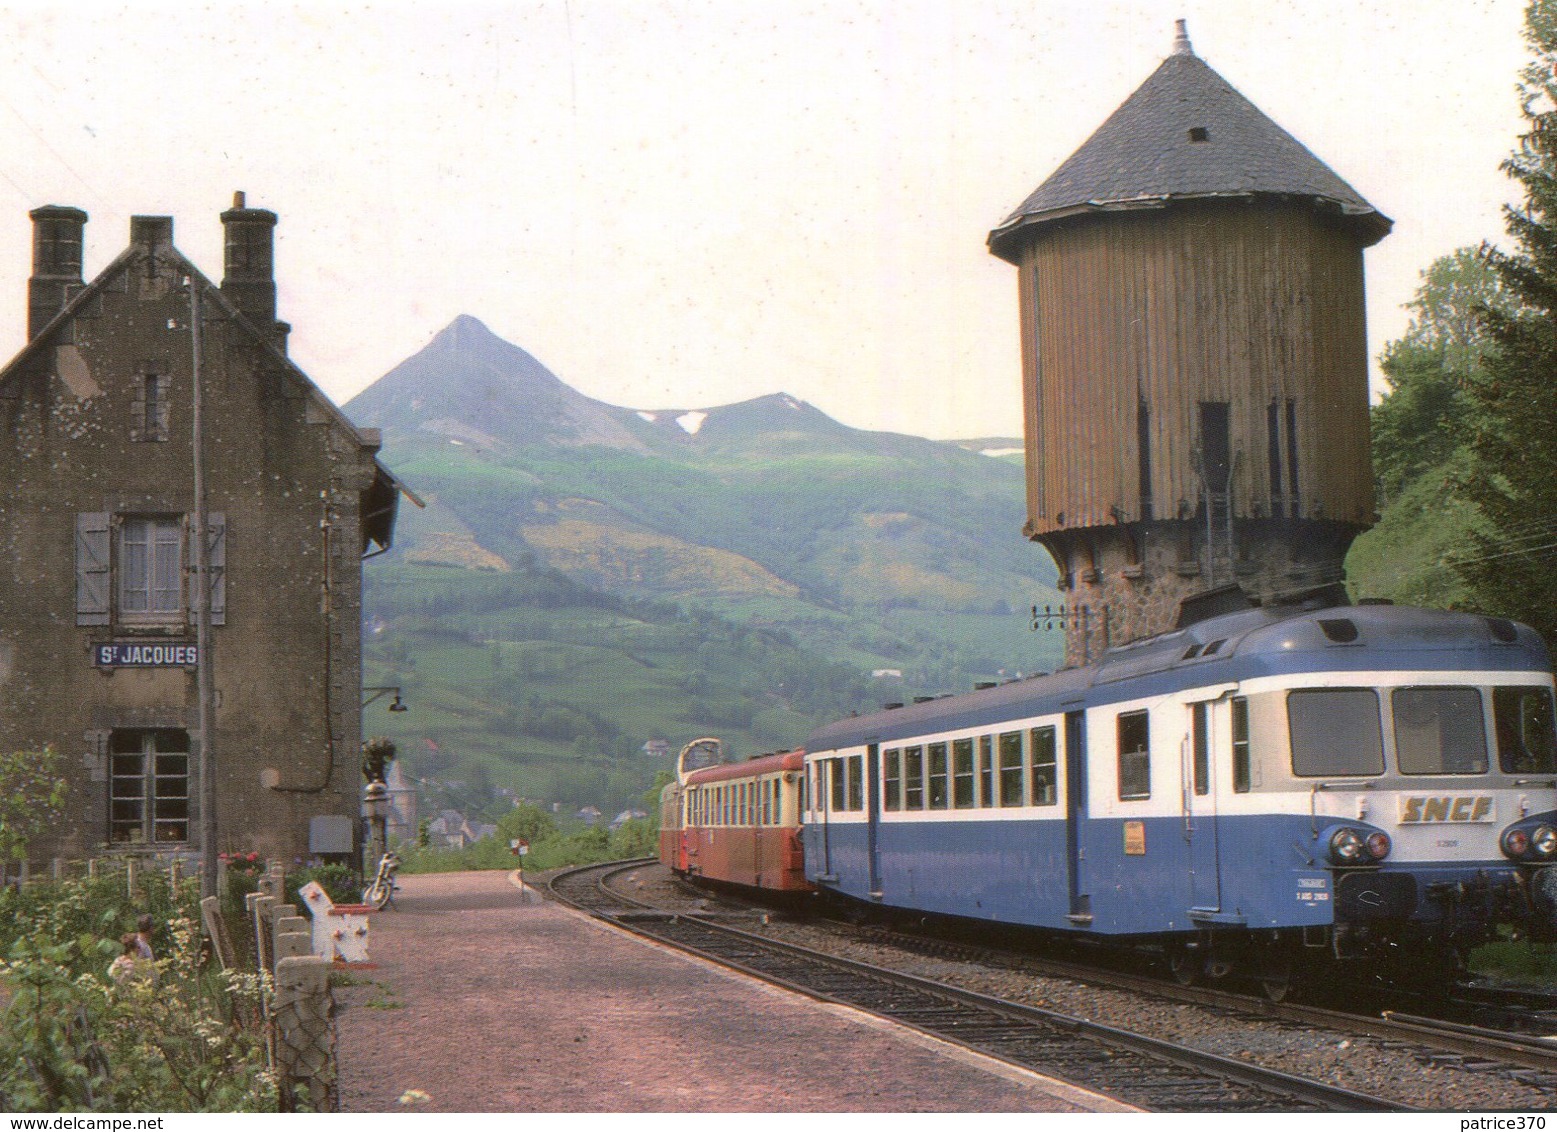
[806,603,1551,751]
[683,749,805,786]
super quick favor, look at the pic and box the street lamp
[363,686,408,712]
[362,780,389,871]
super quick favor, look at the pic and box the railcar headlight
[1534,826,1557,859]
[1365,831,1392,861]
[1504,828,1532,859]
[1328,827,1367,864]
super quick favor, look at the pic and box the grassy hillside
[361,564,1062,818]
[349,318,1064,821]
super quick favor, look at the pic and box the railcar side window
[998,732,1023,805]
[978,735,994,806]
[1288,689,1384,777]
[847,754,864,811]
[1232,697,1251,792]
[1191,703,1209,795]
[1495,686,1557,774]
[904,746,924,809]
[1117,711,1151,800]
[884,748,902,812]
[953,739,975,809]
[1030,726,1057,805]
[927,742,949,809]
[1393,687,1488,775]
[829,759,846,813]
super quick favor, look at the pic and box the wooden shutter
[208,512,226,625]
[75,512,111,626]
[188,513,227,625]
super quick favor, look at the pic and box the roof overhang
[988,190,1394,264]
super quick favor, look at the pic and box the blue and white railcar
[801,601,1557,990]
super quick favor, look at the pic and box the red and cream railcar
[674,749,811,893]
[660,737,723,873]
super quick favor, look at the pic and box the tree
[1453,0,1557,641]
[1370,248,1507,500]
[497,802,558,847]
[0,746,66,862]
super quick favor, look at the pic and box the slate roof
[988,28,1391,262]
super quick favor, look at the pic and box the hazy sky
[0,0,1530,438]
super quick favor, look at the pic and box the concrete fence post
[275,929,311,964]
[273,955,335,1111]
[249,893,275,974]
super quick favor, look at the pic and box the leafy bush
[285,862,360,906]
[395,816,659,876]
[0,869,276,1111]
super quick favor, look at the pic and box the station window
[927,742,949,809]
[998,732,1024,806]
[110,729,190,845]
[952,739,975,809]
[131,370,170,443]
[1029,726,1057,805]
[978,735,994,807]
[903,746,924,810]
[75,512,226,628]
[1117,710,1151,800]
[883,748,902,812]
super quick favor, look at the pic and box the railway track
[547,859,1406,1113]
[837,916,1557,1081]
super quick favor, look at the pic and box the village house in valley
[0,196,408,865]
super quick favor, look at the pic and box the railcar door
[1064,708,1091,924]
[1185,699,1222,911]
[816,759,834,878]
[865,743,882,897]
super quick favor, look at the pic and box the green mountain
[347,316,1062,818]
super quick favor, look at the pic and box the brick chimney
[219,191,279,332]
[27,205,87,339]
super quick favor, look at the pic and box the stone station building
[0,196,407,865]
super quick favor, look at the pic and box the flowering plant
[218,851,262,876]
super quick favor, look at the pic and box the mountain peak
[430,314,502,351]
[345,315,649,453]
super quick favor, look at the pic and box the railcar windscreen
[1494,686,1557,774]
[1288,689,1384,777]
[1392,687,1489,775]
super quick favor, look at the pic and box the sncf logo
[1399,796,1494,824]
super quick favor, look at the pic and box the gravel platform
[333,869,1126,1112]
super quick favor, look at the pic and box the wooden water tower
[989,22,1391,664]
